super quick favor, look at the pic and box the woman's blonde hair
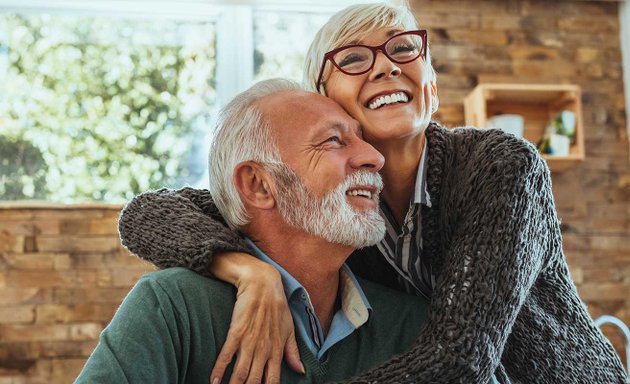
[303,2,435,95]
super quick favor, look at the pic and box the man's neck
[249,224,352,336]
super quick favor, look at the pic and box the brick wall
[413,0,630,365]
[0,1,629,383]
[0,205,153,383]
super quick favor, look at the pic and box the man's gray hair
[208,78,303,230]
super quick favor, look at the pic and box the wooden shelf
[464,83,585,172]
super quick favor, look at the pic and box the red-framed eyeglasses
[315,30,427,92]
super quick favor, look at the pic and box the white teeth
[347,189,372,199]
[368,92,409,110]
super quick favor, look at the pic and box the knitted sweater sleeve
[341,146,553,383]
[118,188,252,277]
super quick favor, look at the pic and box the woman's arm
[209,252,304,384]
[118,187,251,275]
[341,150,552,383]
[118,187,303,383]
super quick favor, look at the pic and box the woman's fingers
[211,329,240,384]
[264,355,282,384]
[283,329,304,374]
[244,344,269,384]
[229,344,255,384]
[209,261,299,384]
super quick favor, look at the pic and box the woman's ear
[430,80,439,113]
[233,161,276,210]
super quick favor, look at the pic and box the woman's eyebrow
[346,29,403,46]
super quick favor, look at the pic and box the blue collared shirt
[245,238,372,360]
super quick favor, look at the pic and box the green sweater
[75,268,430,383]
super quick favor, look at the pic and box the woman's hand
[209,252,304,384]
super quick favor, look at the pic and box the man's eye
[323,136,342,144]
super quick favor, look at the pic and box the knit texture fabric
[118,122,628,384]
[118,187,251,275]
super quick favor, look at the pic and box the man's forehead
[260,89,331,114]
[261,91,356,135]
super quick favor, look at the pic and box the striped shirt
[377,140,434,299]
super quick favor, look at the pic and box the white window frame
[620,1,630,159]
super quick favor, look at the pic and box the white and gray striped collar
[413,138,432,207]
[375,138,434,299]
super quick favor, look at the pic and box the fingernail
[211,377,219,384]
[299,362,306,375]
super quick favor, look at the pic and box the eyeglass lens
[332,33,424,74]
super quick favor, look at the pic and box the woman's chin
[362,110,426,142]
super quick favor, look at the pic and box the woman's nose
[368,51,401,82]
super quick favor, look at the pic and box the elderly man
[75,79,430,383]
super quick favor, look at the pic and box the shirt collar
[413,138,432,207]
[244,238,372,325]
[245,238,303,301]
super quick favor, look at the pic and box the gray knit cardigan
[118,122,628,384]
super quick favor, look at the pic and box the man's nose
[368,51,401,82]
[349,139,385,173]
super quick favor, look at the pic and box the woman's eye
[391,43,418,55]
[338,53,368,68]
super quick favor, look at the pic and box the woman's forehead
[339,26,406,47]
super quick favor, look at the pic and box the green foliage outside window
[0,135,47,199]
[0,14,216,202]
[254,11,331,82]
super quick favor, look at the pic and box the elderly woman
[118,3,627,384]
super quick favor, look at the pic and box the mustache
[264,161,383,200]
[337,170,383,197]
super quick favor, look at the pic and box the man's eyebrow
[331,122,346,132]
[317,122,348,137]
[314,121,361,138]
[335,121,363,137]
[335,122,362,135]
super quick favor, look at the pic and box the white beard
[267,163,385,249]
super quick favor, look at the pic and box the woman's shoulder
[427,122,546,179]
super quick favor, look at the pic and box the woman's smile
[364,90,412,110]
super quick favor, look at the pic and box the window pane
[253,10,331,82]
[0,13,216,203]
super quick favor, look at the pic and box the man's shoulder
[137,267,236,306]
